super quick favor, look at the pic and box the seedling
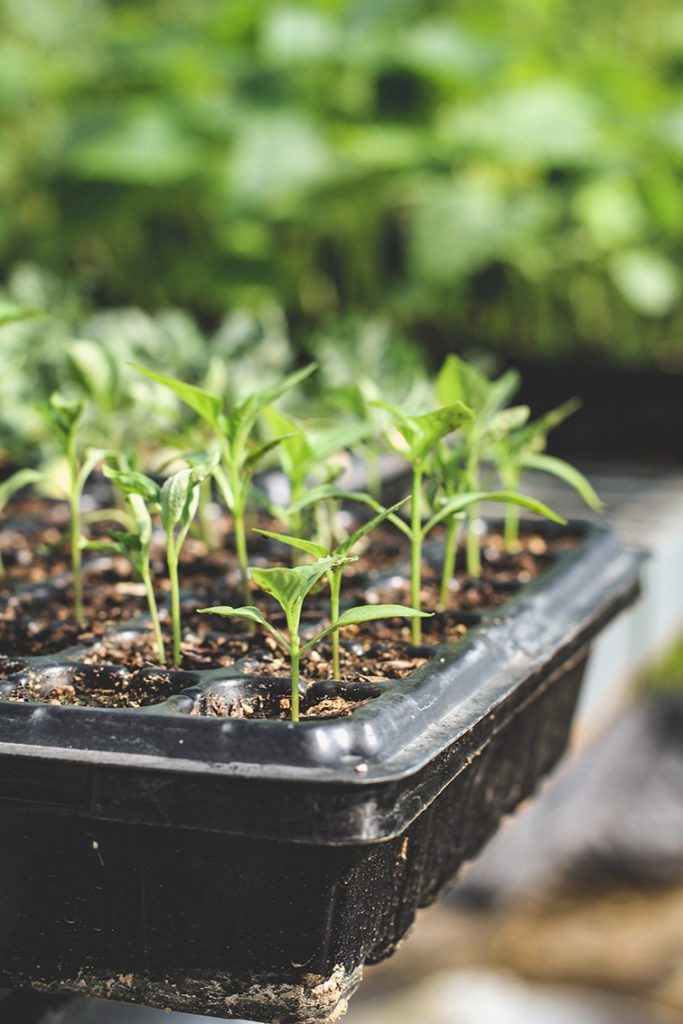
[85,482,165,663]
[373,399,474,641]
[494,399,603,549]
[131,362,316,602]
[254,498,409,679]
[37,393,104,620]
[102,456,218,666]
[199,558,428,722]
[0,468,43,576]
[434,354,528,580]
[262,405,368,547]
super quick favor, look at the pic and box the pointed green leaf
[481,369,521,419]
[77,447,108,492]
[229,363,317,446]
[520,453,603,510]
[0,303,43,327]
[196,604,289,649]
[261,407,311,483]
[104,466,160,505]
[130,363,222,427]
[483,405,530,442]
[244,433,297,472]
[160,468,194,531]
[423,489,566,536]
[514,398,582,455]
[436,354,489,411]
[251,558,336,613]
[68,340,119,409]
[303,603,431,651]
[39,392,86,438]
[197,604,269,628]
[409,402,473,461]
[254,528,329,559]
[337,497,409,556]
[335,604,431,628]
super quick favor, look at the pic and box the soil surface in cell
[0,497,580,717]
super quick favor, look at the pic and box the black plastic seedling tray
[0,523,642,1023]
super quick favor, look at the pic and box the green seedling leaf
[377,400,473,463]
[304,603,432,650]
[424,489,566,535]
[77,447,107,492]
[512,398,582,455]
[337,497,410,556]
[68,340,119,411]
[243,433,297,472]
[229,363,317,444]
[261,407,311,479]
[480,368,521,420]
[436,354,489,410]
[160,468,194,531]
[520,453,603,510]
[197,604,288,648]
[130,363,222,427]
[0,303,43,327]
[103,466,160,505]
[483,405,531,441]
[250,558,337,613]
[38,392,86,438]
[254,528,328,559]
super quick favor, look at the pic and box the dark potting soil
[0,499,580,718]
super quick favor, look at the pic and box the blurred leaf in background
[1,0,683,366]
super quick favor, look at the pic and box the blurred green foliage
[1,0,683,364]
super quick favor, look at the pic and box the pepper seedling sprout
[85,480,166,664]
[99,455,218,666]
[254,497,410,680]
[36,392,105,621]
[494,399,603,550]
[130,362,317,603]
[198,557,428,722]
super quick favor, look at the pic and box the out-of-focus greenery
[0,265,430,464]
[2,0,683,365]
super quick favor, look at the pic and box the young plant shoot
[434,354,529,580]
[254,498,409,680]
[494,399,603,550]
[374,399,474,641]
[198,558,428,722]
[130,362,316,603]
[37,393,104,621]
[91,472,165,663]
[261,405,368,548]
[102,456,217,666]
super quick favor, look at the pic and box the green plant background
[1,0,683,365]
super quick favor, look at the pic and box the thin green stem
[329,568,342,680]
[410,465,423,645]
[466,505,481,577]
[465,455,481,578]
[231,466,250,605]
[439,515,460,611]
[503,504,520,552]
[290,638,300,723]
[141,561,165,665]
[167,538,182,667]
[197,477,218,551]
[68,440,83,621]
